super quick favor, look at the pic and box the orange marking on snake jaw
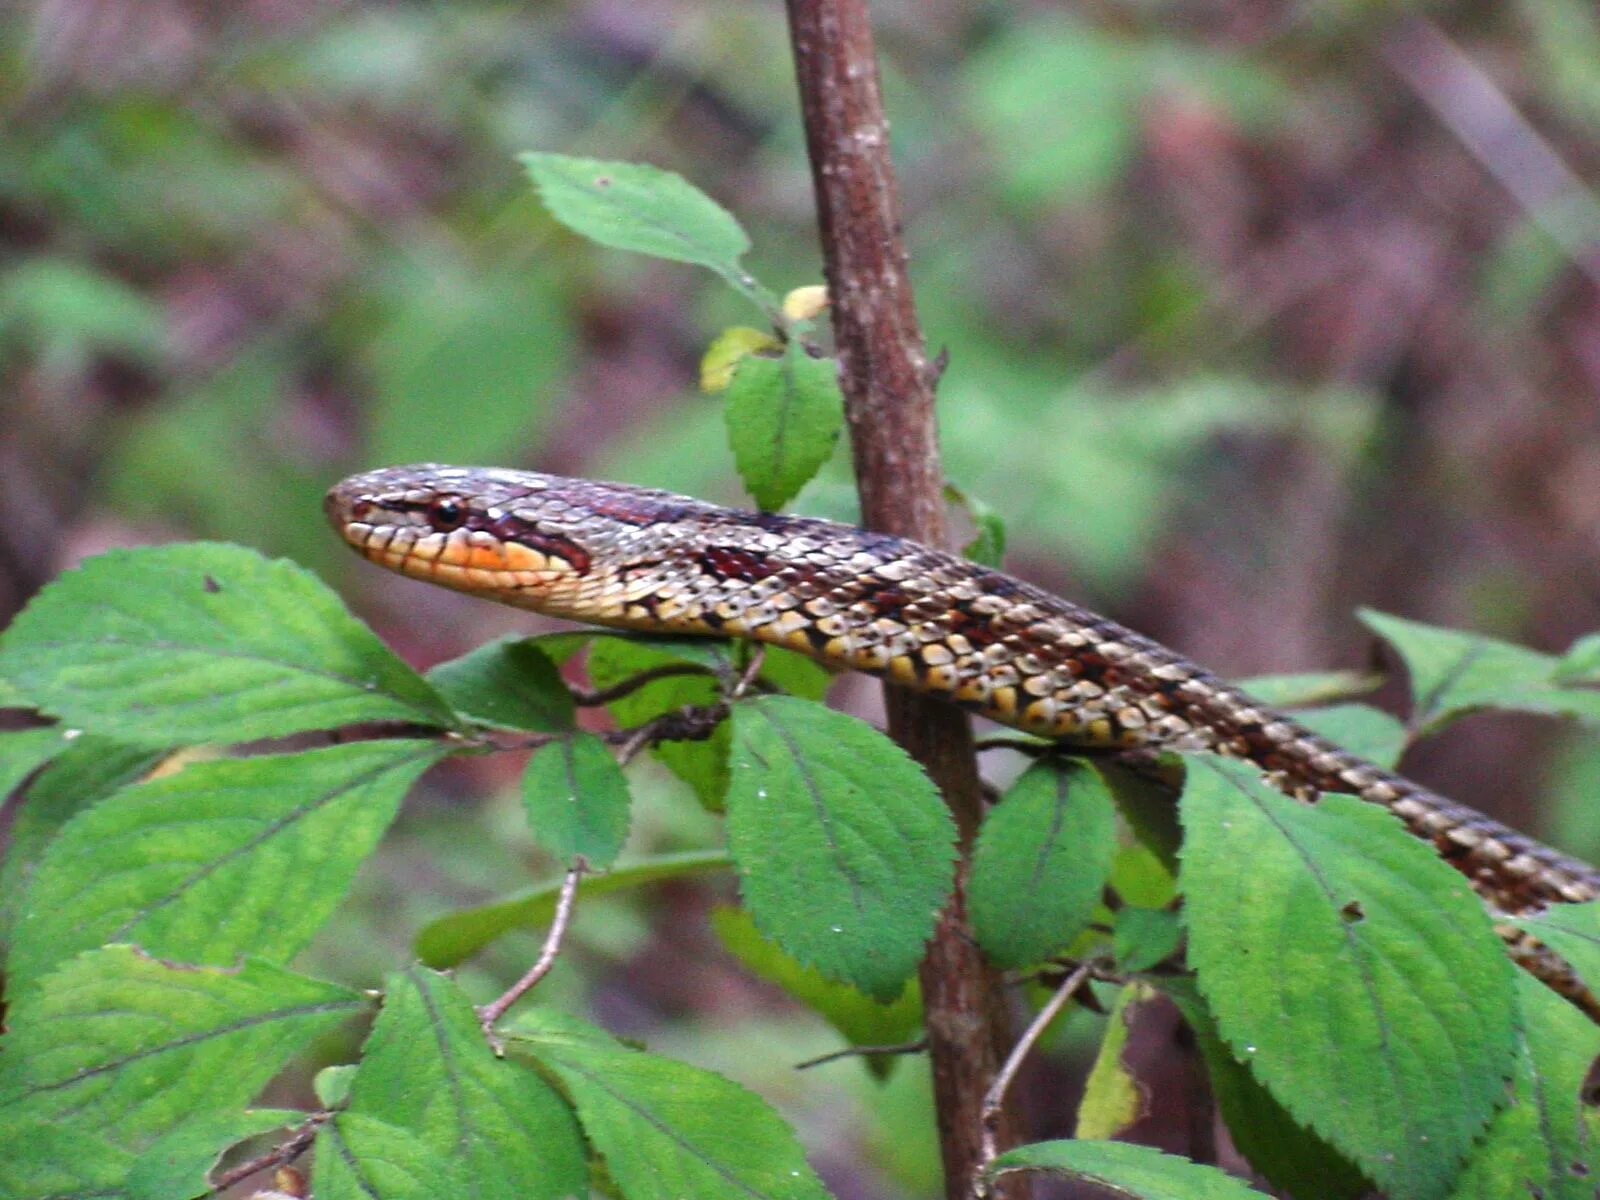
[454,545,504,571]
[497,541,548,571]
[476,517,590,573]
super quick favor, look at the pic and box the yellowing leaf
[1075,982,1151,1140]
[701,327,781,393]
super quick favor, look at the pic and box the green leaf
[0,738,169,940]
[522,732,632,868]
[528,630,599,666]
[315,1064,358,1109]
[944,483,1008,568]
[0,948,366,1151]
[0,543,455,744]
[588,630,834,806]
[127,1108,302,1200]
[1511,900,1600,996]
[724,343,845,511]
[0,726,68,804]
[346,968,587,1200]
[506,1005,628,1053]
[989,1138,1270,1198]
[1103,766,1183,874]
[313,1113,465,1200]
[425,637,576,732]
[521,153,766,302]
[588,630,830,701]
[1109,838,1178,909]
[0,1121,133,1200]
[514,1013,831,1200]
[1557,632,1600,683]
[1234,671,1380,707]
[964,20,1139,207]
[586,635,728,805]
[1160,977,1369,1200]
[1477,216,1572,320]
[970,759,1118,968]
[2,256,167,362]
[966,512,1007,569]
[1178,756,1518,1198]
[1294,704,1407,769]
[756,642,834,701]
[8,740,447,988]
[1359,609,1600,732]
[709,906,921,1066]
[590,632,733,671]
[726,695,956,1000]
[1075,983,1150,1140]
[416,849,732,968]
[368,271,571,466]
[1113,907,1181,973]
[1450,973,1599,1198]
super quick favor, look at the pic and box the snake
[326,463,1600,1016]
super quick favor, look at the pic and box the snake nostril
[325,488,372,529]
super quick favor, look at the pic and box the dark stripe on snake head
[479,511,593,572]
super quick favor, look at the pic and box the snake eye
[429,496,467,530]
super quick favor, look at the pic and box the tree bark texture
[783,3,1024,1196]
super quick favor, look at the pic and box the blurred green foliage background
[5,1,1600,1191]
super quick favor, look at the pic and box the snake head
[324,463,718,621]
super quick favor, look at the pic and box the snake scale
[327,463,1600,1016]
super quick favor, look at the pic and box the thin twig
[205,1113,328,1196]
[976,959,1097,1191]
[730,644,766,699]
[611,700,729,764]
[568,662,715,706]
[472,701,731,759]
[1383,18,1600,290]
[972,736,1056,756]
[795,1037,928,1070]
[477,862,586,1043]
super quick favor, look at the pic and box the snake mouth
[339,516,576,594]
[322,479,362,531]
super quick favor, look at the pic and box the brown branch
[477,861,586,1041]
[794,1037,928,1070]
[783,4,1021,1197]
[205,1113,327,1196]
[611,701,729,762]
[1382,18,1600,291]
[471,701,731,757]
[979,960,1098,1186]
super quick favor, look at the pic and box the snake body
[327,464,1600,1008]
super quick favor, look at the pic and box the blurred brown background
[5,1,1600,1192]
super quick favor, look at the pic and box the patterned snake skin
[327,464,1600,1012]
